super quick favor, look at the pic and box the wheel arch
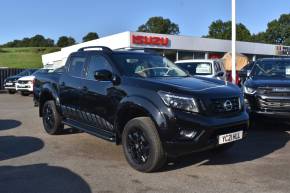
[39,84,60,117]
[114,96,167,144]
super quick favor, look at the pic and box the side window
[68,56,86,77]
[86,55,112,80]
[214,62,221,72]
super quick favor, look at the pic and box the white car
[175,59,226,81]
[16,68,54,96]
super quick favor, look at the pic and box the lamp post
[231,0,236,84]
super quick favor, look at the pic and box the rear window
[177,62,212,75]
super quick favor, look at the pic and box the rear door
[59,53,87,121]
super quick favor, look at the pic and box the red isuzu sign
[132,35,169,46]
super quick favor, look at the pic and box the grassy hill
[0,47,60,68]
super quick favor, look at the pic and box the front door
[79,54,116,131]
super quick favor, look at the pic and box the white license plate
[218,131,243,144]
[6,83,13,86]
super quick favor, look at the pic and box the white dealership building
[42,31,290,68]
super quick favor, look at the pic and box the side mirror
[216,71,224,77]
[94,70,112,81]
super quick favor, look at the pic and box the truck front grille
[211,97,241,114]
[18,80,29,84]
[257,87,290,97]
[258,98,290,111]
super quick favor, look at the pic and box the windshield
[53,67,65,73]
[17,69,33,76]
[112,53,188,78]
[32,69,54,75]
[251,60,290,79]
[176,62,212,75]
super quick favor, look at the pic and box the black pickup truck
[34,46,249,172]
[244,58,290,118]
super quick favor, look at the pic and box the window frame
[84,53,114,81]
[67,53,87,78]
[214,61,221,73]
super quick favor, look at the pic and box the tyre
[122,117,166,172]
[211,143,235,154]
[8,90,16,94]
[42,100,64,135]
[21,91,30,96]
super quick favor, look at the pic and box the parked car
[175,59,226,80]
[3,69,37,94]
[16,68,54,96]
[244,58,290,118]
[34,46,249,172]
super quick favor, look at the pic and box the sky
[0,0,289,44]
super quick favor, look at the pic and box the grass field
[0,47,60,68]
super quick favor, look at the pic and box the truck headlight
[158,91,199,113]
[243,86,256,95]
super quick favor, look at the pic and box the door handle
[82,86,88,92]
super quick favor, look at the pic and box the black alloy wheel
[127,128,150,164]
[42,100,63,135]
[122,117,166,172]
[43,103,55,131]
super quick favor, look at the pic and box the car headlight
[243,86,256,94]
[158,91,199,113]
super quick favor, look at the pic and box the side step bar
[63,119,116,142]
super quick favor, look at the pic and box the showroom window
[179,51,194,60]
[194,52,205,59]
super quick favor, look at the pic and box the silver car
[175,59,226,81]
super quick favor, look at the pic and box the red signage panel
[132,35,169,46]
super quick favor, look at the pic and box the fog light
[179,129,197,139]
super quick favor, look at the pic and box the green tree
[137,16,179,35]
[206,20,231,40]
[206,20,252,41]
[82,32,99,42]
[29,35,54,47]
[56,36,76,47]
[2,35,54,47]
[264,13,290,45]
[236,23,252,41]
[251,32,267,44]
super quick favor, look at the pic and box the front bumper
[4,83,16,90]
[4,86,16,90]
[162,110,249,157]
[16,83,33,92]
[245,94,290,118]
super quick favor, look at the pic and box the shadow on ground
[163,119,290,172]
[0,119,21,131]
[0,136,44,161]
[0,164,91,193]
